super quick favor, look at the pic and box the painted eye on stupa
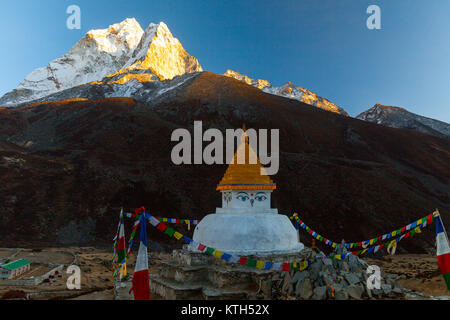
[237,192,250,202]
[254,192,267,202]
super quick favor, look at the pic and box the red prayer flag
[239,257,248,264]
[282,263,291,272]
[156,223,167,232]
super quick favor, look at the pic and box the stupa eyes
[237,192,250,202]
[236,192,267,203]
[255,193,267,202]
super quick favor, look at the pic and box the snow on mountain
[357,104,450,138]
[99,22,202,85]
[0,19,202,106]
[223,69,349,116]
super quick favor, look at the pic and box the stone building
[0,259,32,279]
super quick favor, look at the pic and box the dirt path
[365,254,449,297]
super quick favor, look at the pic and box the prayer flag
[436,216,450,291]
[131,214,150,300]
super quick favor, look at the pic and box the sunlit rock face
[223,69,349,116]
[0,19,202,106]
[223,69,271,90]
[102,22,202,85]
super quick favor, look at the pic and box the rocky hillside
[357,104,450,138]
[0,72,448,253]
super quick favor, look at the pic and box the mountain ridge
[357,104,450,138]
[0,72,448,251]
[223,69,349,116]
[0,18,202,107]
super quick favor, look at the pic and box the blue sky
[1,0,449,121]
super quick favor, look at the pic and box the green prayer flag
[247,259,257,267]
[164,227,175,237]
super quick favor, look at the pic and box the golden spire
[217,125,276,191]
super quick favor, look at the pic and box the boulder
[347,255,361,272]
[344,273,360,286]
[281,272,292,293]
[291,271,309,284]
[312,286,327,300]
[366,286,373,298]
[323,258,333,267]
[297,278,313,299]
[310,261,322,274]
[342,261,350,272]
[381,283,392,295]
[334,288,349,300]
[346,284,364,300]
[372,288,383,297]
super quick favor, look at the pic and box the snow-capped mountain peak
[107,21,203,83]
[0,19,202,106]
[357,104,450,138]
[223,69,349,116]
[85,18,144,54]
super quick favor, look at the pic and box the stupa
[192,127,304,255]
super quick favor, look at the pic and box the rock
[372,288,383,296]
[261,280,272,299]
[381,283,392,295]
[334,288,349,300]
[291,271,308,284]
[344,273,360,286]
[297,278,313,299]
[347,255,361,272]
[323,258,333,267]
[342,262,350,272]
[310,261,322,274]
[312,286,327,300]
[281,272,292,293]
[357,257,369,269]
[321,272,337,287]
[346,284,364,300]
[366,286,373,298]
[392,286,403,294]
[288,284,294,296]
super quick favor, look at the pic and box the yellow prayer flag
[361,248,368,255]
[335,255,342,260]
[173,232,183,240]
[300,261,308,271]
[213,250,223,259]
[256,261,265,270]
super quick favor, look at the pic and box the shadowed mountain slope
[0,72,449,254]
